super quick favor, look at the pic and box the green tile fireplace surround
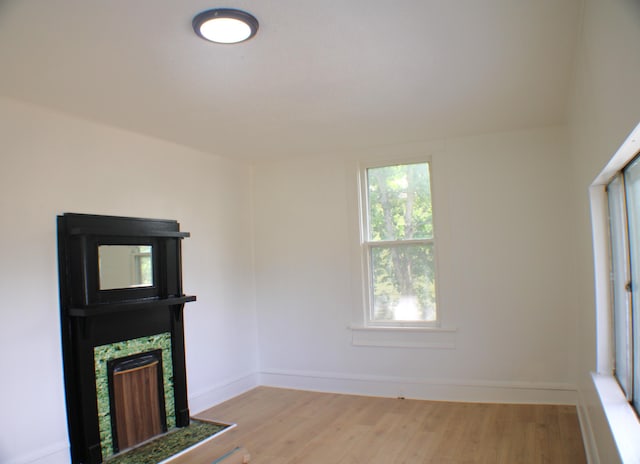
[94,333,175,460]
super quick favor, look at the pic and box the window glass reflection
[99,245,153,290]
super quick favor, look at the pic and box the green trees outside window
[364,162,436,323]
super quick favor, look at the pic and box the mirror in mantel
[98,245,153,290]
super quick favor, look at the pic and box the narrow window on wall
[607,153,640,413]
[360,161,437,326]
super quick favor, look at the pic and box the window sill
[591,372,640,463]
[348,325,457,349]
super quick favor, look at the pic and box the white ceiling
[0,0,582,160]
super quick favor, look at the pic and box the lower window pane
[370,244,436,322]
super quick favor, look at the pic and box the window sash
[607,153,640,412]
[364,241,436,325]
[362,161,434,243]
[364,238,435,247]
[607,174,633,400]
[623,157,640,412]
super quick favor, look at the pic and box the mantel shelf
[68,295,196,317]
[69,227,190,238]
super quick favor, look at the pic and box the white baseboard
[189,371,260,415]
[5,374,257,464]
[576,386,599,464]
[9,370,578,464]
[5,441,69,464]
[259,368,578,405]
[5,373,256,464]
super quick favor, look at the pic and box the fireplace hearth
[57,214,196,464]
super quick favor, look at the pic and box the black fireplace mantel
[57,213,196,464]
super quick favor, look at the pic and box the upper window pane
[366,162,433,241]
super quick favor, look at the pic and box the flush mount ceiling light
[192,8,259,44]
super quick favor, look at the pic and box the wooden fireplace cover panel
[113,361,164,450]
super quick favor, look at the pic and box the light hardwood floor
[170,387,587,464]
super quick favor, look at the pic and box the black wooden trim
[68,296,197,317]
[70,228,190,238]
[58,213,195,464]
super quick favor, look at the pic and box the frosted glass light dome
[193,9,259,44]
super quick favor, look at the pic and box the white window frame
[605,173,634,400]
[358,158,439,328]
[590,122,640,464]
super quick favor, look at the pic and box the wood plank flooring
[170,387,587,464]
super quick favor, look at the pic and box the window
[360,161,437,326]
[133,246,153,287]
[589,123,640,463]
[607,155,640,414]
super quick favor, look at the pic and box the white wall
[567,1,640,463]
[4,2,637,461]
[253,127,577,403]
[0,97,258,464]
